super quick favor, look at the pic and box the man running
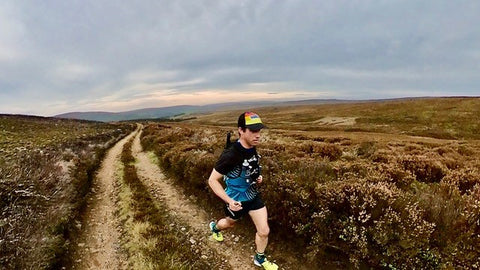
[208,112,278,270]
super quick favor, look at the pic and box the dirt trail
[70,125,301,269]
[132,128,261,269]
[70,128,139,269]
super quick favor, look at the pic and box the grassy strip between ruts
[117,137,216,269]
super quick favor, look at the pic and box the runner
[207,112,278,270]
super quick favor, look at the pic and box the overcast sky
[1,0,479,116]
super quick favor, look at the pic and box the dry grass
[0,115,134,269]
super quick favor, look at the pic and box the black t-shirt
[214,141,261,201]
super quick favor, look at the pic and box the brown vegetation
[2,97,478,269]
[141,97,480,269]
[0,115,134,269]
[187,97,480,140]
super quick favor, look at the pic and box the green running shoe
[209,221,223,242]
[254,255,278,270]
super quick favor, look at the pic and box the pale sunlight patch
[314,117,357,126]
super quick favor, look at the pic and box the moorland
[142,97,480,268]
[0,115,134,269]
[1,97,479,269]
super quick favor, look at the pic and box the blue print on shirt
[224,155,260,202]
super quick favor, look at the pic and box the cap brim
[246,123,266,131]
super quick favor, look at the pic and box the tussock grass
[140,98,480,269]
[0,115,134,269]
[117,138,216,269]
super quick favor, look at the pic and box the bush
[442,168,479,194]
[139,123,480,268]
[310,180,437,268]
[0,115,134,269]
[357,141,376,158]
[400,155,445,183]
[298,142,343,160]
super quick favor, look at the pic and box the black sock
[212,223,220,233]
[255,252,266,263]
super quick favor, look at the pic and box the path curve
[71,127,139,269]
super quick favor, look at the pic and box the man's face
[239,127,262,147]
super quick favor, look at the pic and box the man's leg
[210,216,235,242]
[249,206,278,269]
[248,206,269,253]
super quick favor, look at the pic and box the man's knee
[226,219,236,228]
[224,217,237,228]
[257,226,270,238]
[218,217,236,230]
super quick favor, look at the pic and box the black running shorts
[224,195,265,220]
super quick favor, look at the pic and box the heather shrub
[0,115,134,269]
[400,155,445,183]
[370,149,391,163]
[262,171,438,268]
[412,182,480,268]
[140,123,480,268]
[260,168,314,233]
[457,144,475,156]
[308,180,437,268]
[332,161,370,180]
[140,124,223,205]
[370,162,416,189]
[298,141,342,160]
[161,146,217,192]
[357,141,376,158]
[0,151,66,268]
[442,168,479,194]
[184,150,217,185]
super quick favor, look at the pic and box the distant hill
[55,105,200,122]
[54,101,279,122]
[54,99,360,122]
[279,99,358,106]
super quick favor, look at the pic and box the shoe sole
[254,259,278,269]
[212,235,223,242]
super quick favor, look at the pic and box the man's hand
[256,175,263,184]
[228,200,243,211]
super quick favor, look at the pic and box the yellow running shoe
[209,221,223,242]
[254,255,278,270]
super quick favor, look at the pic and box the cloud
[0,0,479,116]
[50,63,99,82]
[0,2,26,62]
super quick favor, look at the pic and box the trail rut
[70,128,138,269]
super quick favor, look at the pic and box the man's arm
[208,169,242,210]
